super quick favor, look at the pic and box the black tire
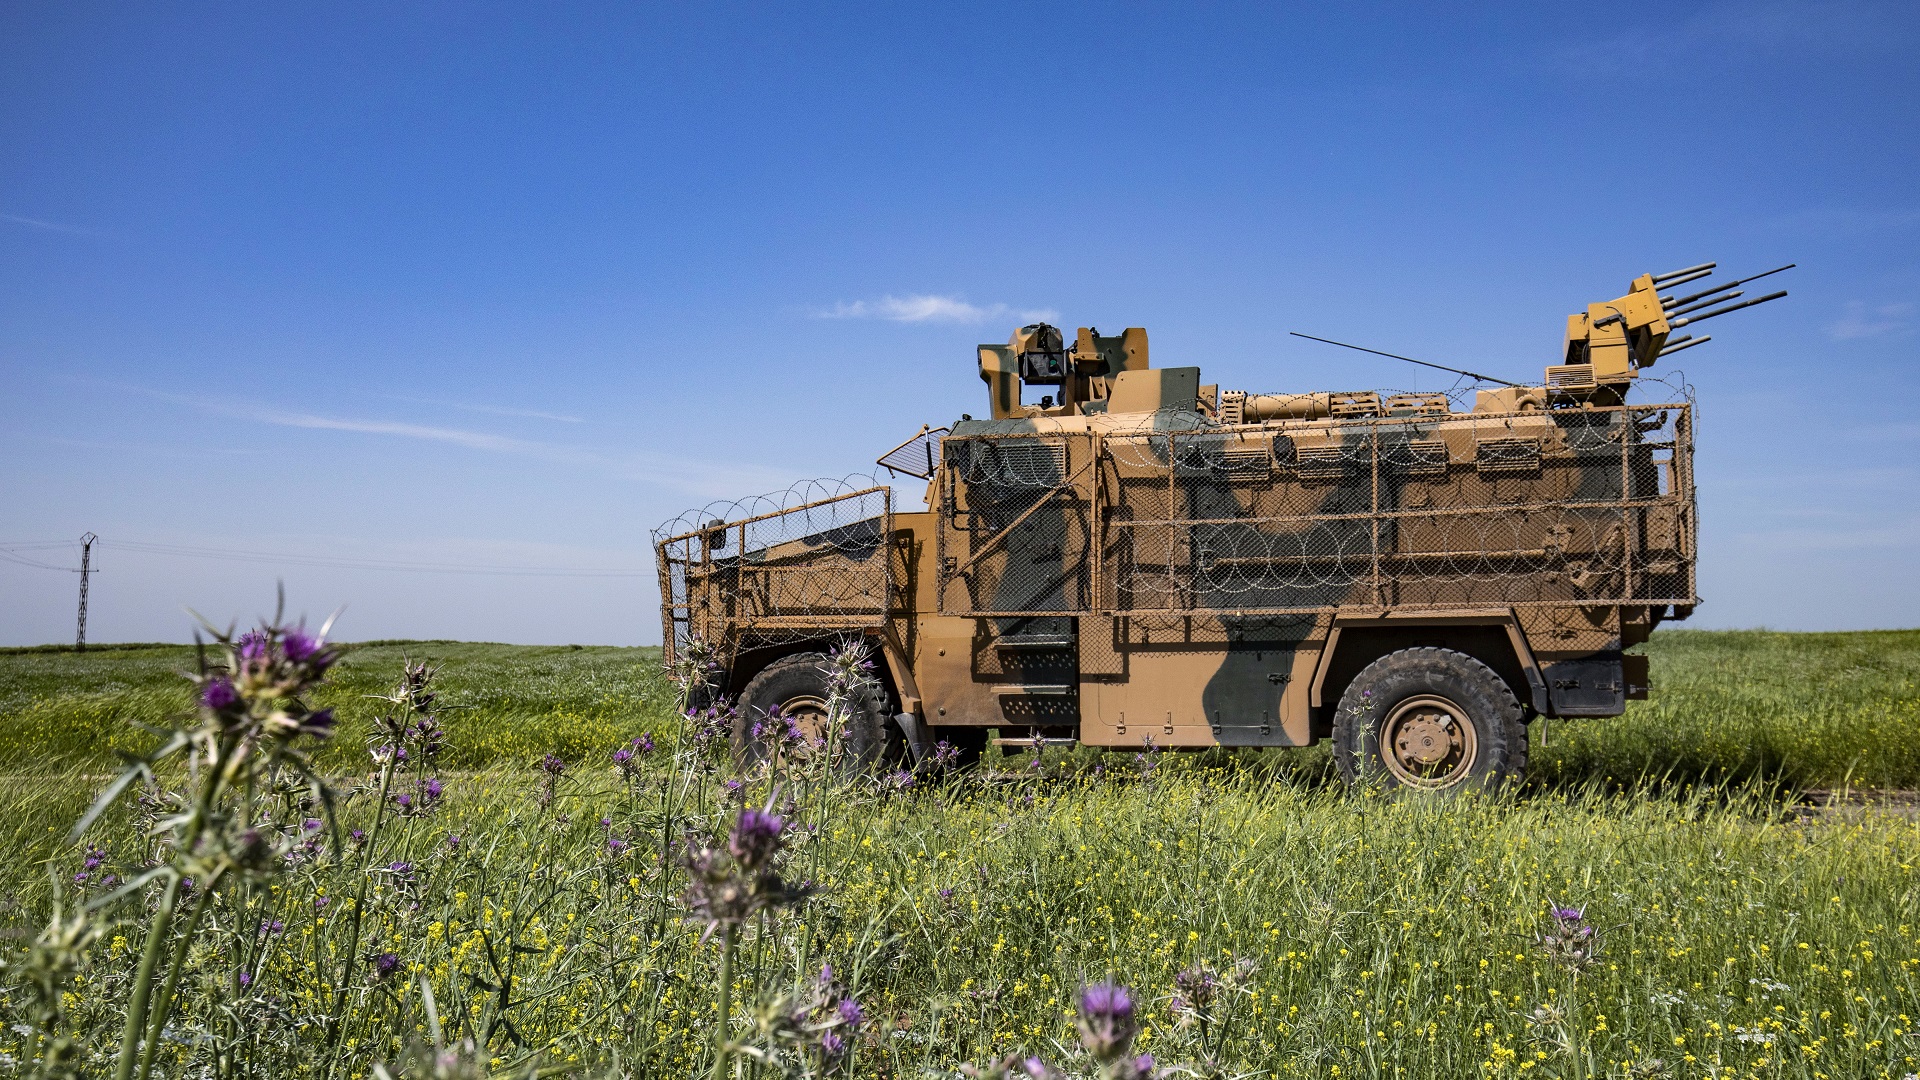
[1332,647,1526,791]
[733,653,890,772]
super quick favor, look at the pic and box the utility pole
[75,532,96,651]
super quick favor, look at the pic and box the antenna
[1288,332,1522,388]
[75,533,97,651]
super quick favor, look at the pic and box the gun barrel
[1667,290,1741,319]
[1652,267,1714,291]
[1670,290,1787,328]
[1652,262,1716,284]
[1664,264,1795,309]
[1656,335,1711,358]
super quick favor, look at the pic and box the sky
[3,1,1917,645]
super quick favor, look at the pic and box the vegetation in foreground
[0,627,1915,1078]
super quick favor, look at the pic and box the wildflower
[1538,902,1599,973]
[729,808,785,872]
[835,996,865,1029]
[539,753,566,776]
[372,952,401,979]
[236,629,269,661]
[634,732,656,753]
[1078,983,1139,1063]
[932,740,961,769]
[202,677,239,711]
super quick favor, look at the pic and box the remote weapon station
[656,264,1787,789]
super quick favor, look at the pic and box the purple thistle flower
[819,1030,846,1057]
[729,808,785,872]
[302,818,322,832]
[818,963,833,985]
[634,732,655,753]
[282,629,319,663]
[425,777,443,800]
[373,952,401,979]
[238,971,251,987]
[1552,905,1586,923]
[303,707,335,734]
[236,630,269,661]
[938,887,955,902]
[1077,982,1139,1064]
[202,678,239,711]
[612,747,632,766]
[836,996,864,1029]
[608,837,628,855]
[539,753,566,776]
[388,860,414,876]
[445,834,461,851]
[394,793,413,811]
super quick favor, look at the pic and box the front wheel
[733,652,891,773]
[1332,647,1527,791]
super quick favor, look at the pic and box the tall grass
[2,755,1916,1077]
[1,630,1917,1077]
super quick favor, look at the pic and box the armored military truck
[655,264,1786,788]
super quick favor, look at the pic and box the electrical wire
[0,538,652,578]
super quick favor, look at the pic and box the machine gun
[1551,262,1792,394]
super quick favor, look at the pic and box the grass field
[0,630,1916,1078]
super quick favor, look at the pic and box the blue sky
[3,1,1916,645]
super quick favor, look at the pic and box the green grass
[0,631,1916,1078]
[0,641,674,772]
[6,629,1919,788]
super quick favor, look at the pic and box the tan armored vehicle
[656,263,1787,788]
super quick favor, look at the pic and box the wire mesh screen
[936,433,1097,615]
[654,479,894,662]
[937,382,1694,618]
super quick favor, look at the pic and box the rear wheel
[734,653,890,772]
[1332,647,1527,791]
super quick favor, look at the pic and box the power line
[0,537,653,578]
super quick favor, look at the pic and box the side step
[992,736,1079,749]
[992,636,1074,651]
[993,684,1074,697]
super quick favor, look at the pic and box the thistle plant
[1529,902,1602,1080]
[682,805,814,1080]
[668,633,723,711]
[2,881,103,1079]
[1168,955,1257,1065]
[324,657,443,1054]
[70,599,340,1080]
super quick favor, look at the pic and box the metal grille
[654,479,893,664]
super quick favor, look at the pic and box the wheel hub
[1380,694,1477,789]
[769,694,832,758]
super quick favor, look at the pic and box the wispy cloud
[811,294,1057,324]
[1,212,106,238]
[102,382,795,500]
[392,395,585,424]
[1829,300,1915,340]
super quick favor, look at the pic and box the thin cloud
[1,212,106,238]
[104,381,795,500]
[1829,300,1915,341]
[393,395,586,424]
[812,294,1057,324]
[443,402,585,424]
